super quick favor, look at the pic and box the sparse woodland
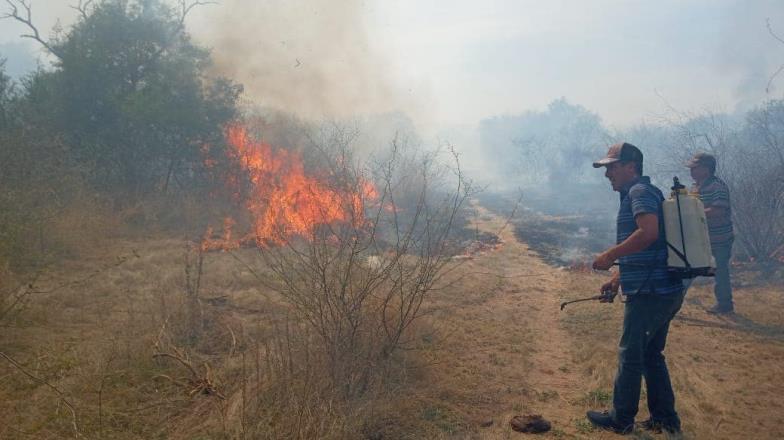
[480,98,784,266]
[0,1,474,438]
[1,1,783,440]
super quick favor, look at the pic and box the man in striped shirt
[687,152,735,314]
[586,143,684,435]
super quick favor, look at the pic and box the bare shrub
[653,103,784,263]
[227,320,366,439]
[729,101,784,261]
[253,132,471,396]
[727,162,784,261]
[163,125,474,440]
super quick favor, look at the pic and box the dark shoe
[586,410,633,434]
[639,418,682,434]
[706,305,734,315]
[639,418,662,433]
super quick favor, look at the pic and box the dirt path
[424,202,784,439]
[475,206,589,435]
[423,204,605,438]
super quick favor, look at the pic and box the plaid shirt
[617,177,683,296]
[693,175,734,247]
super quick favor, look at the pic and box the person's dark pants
[712,240,734,310]
[610,291,685,429]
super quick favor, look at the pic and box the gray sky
[1,0,783,129]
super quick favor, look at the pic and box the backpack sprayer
[560,177,716,311]
[663,177,716,278]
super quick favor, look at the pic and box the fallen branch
[0,351,81,438]
[153,349,225,399]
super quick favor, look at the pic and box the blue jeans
[611,291,685,428]
[712,240,734,310]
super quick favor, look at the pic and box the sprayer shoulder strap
[666,241,690,267]
[670,187,694,269]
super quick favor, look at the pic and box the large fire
[202,124,377,250]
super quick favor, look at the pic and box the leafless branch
[1,0,64,60]
[767,18,784,45]
[178,0,217,27]
[766,19,784,93]
[153,348,226,399]
[0,276,38,324]
[250,133,471,395]
[69,0,93,21]
[96,349,117,438]
[31,252,137,295]
[153,350,199,378]
[0,351,81,437]
[766,64,784,94]
[490,189,523,238]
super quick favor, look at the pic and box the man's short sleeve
[629,184,659,217]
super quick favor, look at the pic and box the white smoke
[188,0,425,122]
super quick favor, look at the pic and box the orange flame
[202,124,376,250]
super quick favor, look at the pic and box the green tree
[0,58,12,129]
[3,0,242,201]
[0,62,76,269]
[480,98,609,184]
[0,1,243,270]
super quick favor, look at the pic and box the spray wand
[559,289,617,311]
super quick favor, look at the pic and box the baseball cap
[685,152,716,171]
[592,142,644,168]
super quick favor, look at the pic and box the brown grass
[556,256,784,439]
[2,204,783,439]
[0,229,453,438]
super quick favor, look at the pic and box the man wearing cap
[586,142,685,434]
[687,152,735,314]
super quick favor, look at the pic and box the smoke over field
[188,0,420,121]
[1,1,784,439]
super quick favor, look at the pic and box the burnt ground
[478,188,784,284]
[477,188,616,267]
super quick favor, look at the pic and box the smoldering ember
[1,1,783,439]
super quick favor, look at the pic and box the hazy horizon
[1,0,783,132]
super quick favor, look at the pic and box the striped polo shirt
[617,177,683,296]
[693,176,734,247]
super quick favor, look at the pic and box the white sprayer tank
[662,183,715,274]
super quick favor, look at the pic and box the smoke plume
[190,0,413,120]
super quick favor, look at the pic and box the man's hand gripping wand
[559,290,617,311]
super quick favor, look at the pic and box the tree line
[1,0,242,270]
[479,98,784,264]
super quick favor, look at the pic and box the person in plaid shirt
[687,152,735,314]
[586,143,684,435]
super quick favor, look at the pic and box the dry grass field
[422,205,784,439]
[1,202,782,439]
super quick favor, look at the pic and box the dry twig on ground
[0,351,82,437]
